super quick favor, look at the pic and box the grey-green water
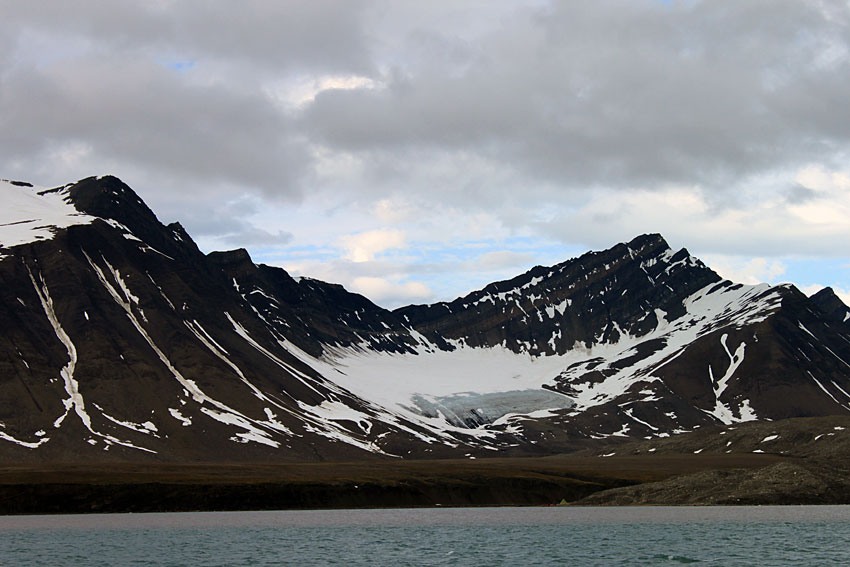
[2,506,850,566]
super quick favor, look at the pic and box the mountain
[2,175,850,464]
[810,287,850,325]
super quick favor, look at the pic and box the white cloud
[534,168,850,258]
[373,198,418,225]
[702,256,787,286]
[795,165,850,192]
[340,229,407,262]
[350,276,434,305]
[267,74,379,111]
[272,240,551,308]
[800,284,826,297]
[790,165,850,227]
[471,250,535,271]
[799,284,850,306]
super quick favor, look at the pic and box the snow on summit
[0,179,95,249]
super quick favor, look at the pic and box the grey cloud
[2,0,850,271]
[301,1,850,202]
[535,200,850,260]
[0,55,309,198]
[0,1,373,75]
[171,198,293,251]
[181,1,373,74]
[218,228,293,248]
[9,0,849,207]
[0,0,380,208]
[175,198,261,237]
[784,184,819,205]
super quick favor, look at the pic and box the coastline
[0,454,791,515]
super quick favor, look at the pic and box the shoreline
[0,454,790,515]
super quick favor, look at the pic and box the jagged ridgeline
[2,176,850,462]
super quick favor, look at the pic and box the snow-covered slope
[0,179,95,252]
[2,175,850,462]
[230,229,850,446]
[297,271,817,444]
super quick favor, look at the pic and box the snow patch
[0,180,96,248]
[27,265,155,453]
[94,404,160,436]
[0,427,50,449]
[85,252,286,448]
[706,334,747,424]
[169,408,192,426]
[298,400,373,434]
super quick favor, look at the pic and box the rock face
[2,176,850,463]
[810,287,850,325]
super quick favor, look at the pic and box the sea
[2,506,849,566]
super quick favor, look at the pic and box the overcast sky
[2,1,849,308]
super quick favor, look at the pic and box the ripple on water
[2,506,850,566]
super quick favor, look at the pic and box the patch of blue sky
[160,59,196,72]
[252,245,337,264]
[417,274,502,304]
[775,257,850,295]
[497,237,587,263]
[253,236,592,301]
[397,238,587,300]
[394,237,582,266]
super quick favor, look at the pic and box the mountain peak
[627,232,669,250]
[207,248,253,264]
[810,287,850,324]
[65,175,158,229]
[813,286,838,299]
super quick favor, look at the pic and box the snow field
[1,180,95,248]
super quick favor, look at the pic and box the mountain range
[2,175,850,464]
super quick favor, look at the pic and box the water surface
[2,506,849,566]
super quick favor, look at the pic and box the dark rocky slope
[575,415,850,505]
[2,175,850,465]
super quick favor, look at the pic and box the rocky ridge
[2,176,850,464]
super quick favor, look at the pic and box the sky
[1,1,849,308]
